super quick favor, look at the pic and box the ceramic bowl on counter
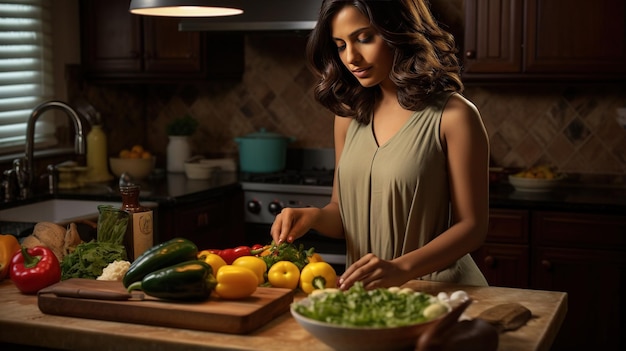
[508,174,565,193]
[184,161,218,180]
[109,156,155,180]
[290,287,465,351]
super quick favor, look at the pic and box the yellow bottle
[86,119,113,182]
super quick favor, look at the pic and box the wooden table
[0,280,567,351]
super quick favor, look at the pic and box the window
[0,0,56,156]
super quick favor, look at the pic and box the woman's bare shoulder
[442,93,481,122]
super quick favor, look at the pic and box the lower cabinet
[472,208,529,288]
[474,208,626,351]
[532,211,626,351]
[158,188,245,250]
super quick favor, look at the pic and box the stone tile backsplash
[69,34,626,175]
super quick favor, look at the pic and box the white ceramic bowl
[184,162,218,180]
[109,157,155,180]
[508,174,563,193]
[290,297,448,351]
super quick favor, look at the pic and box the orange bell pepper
[307,253,324,263]
[1,234,21,280]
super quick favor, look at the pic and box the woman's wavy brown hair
[306,0,463,124]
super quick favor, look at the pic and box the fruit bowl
[508,174,563,193]
[109,157,155,180]
[290,286,462,351]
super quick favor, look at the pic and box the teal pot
[235,129,295,173]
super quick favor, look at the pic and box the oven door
[244,223,346,274]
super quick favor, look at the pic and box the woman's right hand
[270,207,321,244]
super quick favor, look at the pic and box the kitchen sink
[0,199,122,224]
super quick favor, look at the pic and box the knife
[49,285,144,301]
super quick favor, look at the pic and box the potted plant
[166,115,199,173]
[166,114,199,136]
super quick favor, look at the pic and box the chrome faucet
[18,100,86,198]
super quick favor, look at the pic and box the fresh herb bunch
[60,241,127,280]
[261,241,314,271]
[60,205,129,280]
[166,115,199,136]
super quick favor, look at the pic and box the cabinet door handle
[541,259,552,271]
[465,50,476,59]
[484,255,495,267]
[197,213,209,227]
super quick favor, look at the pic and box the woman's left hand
[338,253,408,290]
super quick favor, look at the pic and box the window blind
[0,0,55,155]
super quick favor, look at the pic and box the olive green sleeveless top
[337,93,487,286]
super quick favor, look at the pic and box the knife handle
[51,286,132,300]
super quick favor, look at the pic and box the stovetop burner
[240,169,334,187]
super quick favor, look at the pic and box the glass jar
[120,185,153,261]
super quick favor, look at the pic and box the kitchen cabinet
[462,0,626,81]
[79,0,243,82]
[472,209,530,288]
[531,211,626,351]
[475,208,626,351]
[158,188,245,250]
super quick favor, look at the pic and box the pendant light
[129,0,243,17]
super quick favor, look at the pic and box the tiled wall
[70,34,626,175]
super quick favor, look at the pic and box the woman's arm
[395,93,490,278]
[270,116,351,243]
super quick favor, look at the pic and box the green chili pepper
[127,260,217,301]
[123,238,198,288]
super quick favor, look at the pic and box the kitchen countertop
[489,182,626,214]
[0,279,566,351]
[68,171,626,214]
[1,170,624,214]
[56,171,243,206]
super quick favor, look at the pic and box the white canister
[166,136,191,173]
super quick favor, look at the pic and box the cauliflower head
[97,260,131,281]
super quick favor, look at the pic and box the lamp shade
[129,0,243,17]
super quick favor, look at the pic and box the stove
[240,149,346,272]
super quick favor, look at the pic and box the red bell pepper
[206,245,268,264]
[10,246,61,294]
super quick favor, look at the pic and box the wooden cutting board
[37,278,294,334]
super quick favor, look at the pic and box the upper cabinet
[79,0,243,82]
[462,0,626,82]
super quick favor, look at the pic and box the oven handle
[319,253,347,265]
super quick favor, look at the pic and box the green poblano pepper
[123,237,198,288]
[127,260,217,301]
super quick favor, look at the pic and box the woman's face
[330,5,394,88]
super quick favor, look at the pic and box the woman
[270,0,490,289]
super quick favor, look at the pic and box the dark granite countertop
[489,176,626,215]
[2,171,624,216]
[57,171,241,207]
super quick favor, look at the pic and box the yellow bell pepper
[232,255,267,285]
[214,265,258,299]
[299,261,338,294]
[1,234,21,280]
[267,261,300,289]
[198,251,227,275]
